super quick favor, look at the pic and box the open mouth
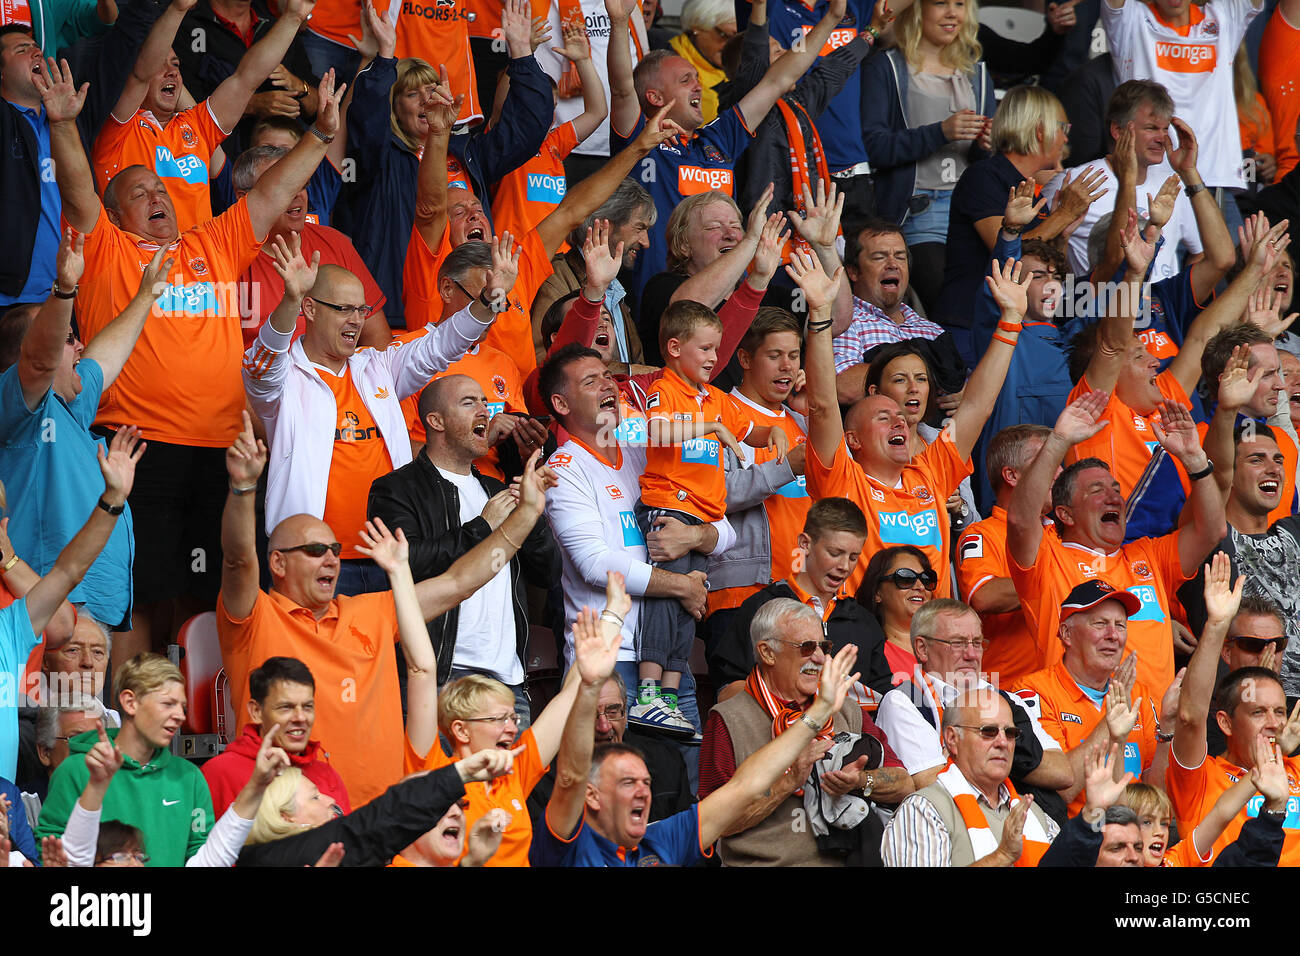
[472,420,488,438]
[1101,511,1121,525]
[286,203,305,218]
[466,227,486,241]
[284,728,308,743]
[688,96,701,109]
[341,328,359,344]
[598,393,618,411]
[880,277,901,291]
[316,572,336,589]
[1260,479,1280,496]
[887,434,907,446]
[904,399,921,412]
[800,663,821,676]
[907,593,926,606]
[629,804,646,824]
[594,331,610,348]
[149,209,167,222]
[772,376,793,391]
[1146,841,1164,856]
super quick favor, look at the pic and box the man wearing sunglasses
[700,599,913,866]
[875,599,1072,823]
[244,232,521,597]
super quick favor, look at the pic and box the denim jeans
[903,188,954,246]
[335,558,389,597]
[300,30,360,88]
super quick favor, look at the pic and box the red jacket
[202,724,352,816]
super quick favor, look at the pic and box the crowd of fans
[0,0,1298,869]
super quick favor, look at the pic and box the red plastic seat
[175,612,228,738]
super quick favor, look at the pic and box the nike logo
[162,799,179,806]
[374,387,389,399]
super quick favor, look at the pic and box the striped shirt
[882,779,1061,866]
[832,298,947,373]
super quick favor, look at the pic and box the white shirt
[875,671,1061,775]
[436,466,523,685]
[1041,156,1202,281]
[545,438,736,666]
[1101,0,1260,188]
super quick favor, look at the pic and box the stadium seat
[980,6,1046,43]
[526,624,562,714]
[169,612,231,760]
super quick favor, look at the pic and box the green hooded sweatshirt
[35,727,214,867]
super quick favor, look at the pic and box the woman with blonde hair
[862,0,997,313]
[669,0,737,125]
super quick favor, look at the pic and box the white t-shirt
[436,466,523,685]
[1041,157,1203,280]
[1101,0,1261,188]
[533,0,647,158]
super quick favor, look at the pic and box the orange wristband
[996,321,1022,334]
[993,333,1018,347]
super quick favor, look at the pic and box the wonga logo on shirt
[878,508,941,548]
[619,511,645,548]
[775,475,809,499]
[1154,41,1216,72]
[678,165,734,196]
[154,280,218,315]
[1125,584,1166,623]
[681,437,720,466]
[526,173,566,204]
[154,145,208,185]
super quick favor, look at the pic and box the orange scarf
[775,98,833,261]
[745,668,833,741]
[939,764,1052,867]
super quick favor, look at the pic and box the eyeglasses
[1057,121,1072,136]
[925,636,989,651]
[98,851,150,865]
[463,712,520,726]
[777,639,833,657]
[1228,636,1288,654]
[276,542,343,558]
[954,724,1021,741]
[309,296,373,318]
[456,797,471,810]
[597,703,627,720]
[885,568,938,591]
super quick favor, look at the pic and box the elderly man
[530,179,654,368]
[234,144,390,347]
[201,655,349,816]
[833,221,967,407]
[875,600,1071,814]
[1096,805,1145,866]
[243,233,513,595]
[699,599,913,866]
[216,409,554,806]
[366,373,559,721]
[534,598,866,866]
[1007,390,1225,697]
[1013,581,1170,817]
[39,59,347,646]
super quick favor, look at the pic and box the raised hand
[485,232,522,304]
[314,69,347,139]
[784,248,844,314]
[573,577,625,684]
[1113,124,1138,183]
[604,567,632,621]
[582,219,624,293]
[1052,390,1110,445]
[33,57,89,123]
[1246,287,1299,339]
[748,212,789,287]
[530,14,553,51]
[1202,551,1244,626]
[1103,680,1140,742]
[984,257,1030,318]
[516,449,557,517]
[815,643,860,714]
[995,795,1031,864]
[1055,166,1108,223]
[1217,345,1258,412]
[1113,650,1137,699]
[1146,174,1181,231]
[552,18,589,60]
[425,65,462,139]
[788,179,845,249]
[283,0,318,22]
[1083,741,1135,811]
[457,743,527,782]
[1248,217,1292,275]
[355,518,409,574]
[634,100,687,151]
[251,723,291,787]
[41,835,69,867]
[1150,399,1204,468]
[465,808,511,865]
[1003,179,1047,231]
[867,0,896,32]
[313,842,345,866]
[227,409,268,487]
[55,228,86,292]
[744,182,777,244]
[1118,207,1157,277]
[1160,667,1185,725]
[349,0,397,60]
[1166,117,1198,177]
[98,425,146,505]
[1046,0,1080,34]
[605,0,638,20]
[1277,699,1300,755]
[1250,733,1289,806]
[501,0,535,56]
[1261,641,1280,674]
[85,720,124,787]
[269,232,321,302]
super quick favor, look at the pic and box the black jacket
[367,451,559,685]
[0,99,41,298]
[1213,815,1285,867]
[708,581,892,698]
[237,764,465,866]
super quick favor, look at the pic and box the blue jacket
[969,233,1073,513]
[335,54,553,327]
[860,49,996,225]
[2,776,37,865]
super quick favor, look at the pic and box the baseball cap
[1059,580,1141,620]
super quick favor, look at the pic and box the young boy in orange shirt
[633,301,789,734]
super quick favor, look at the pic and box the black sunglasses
[277,542,342,558]
[778,639,833,657]
[885,568,938,591]
[955,724,1021,741]
[1228,636,1288,654]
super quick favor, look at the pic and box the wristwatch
[96,497,125,516]
[861,771,875,797]
[1262,807,1287,824]
[51,281,77,299]
[1184,182,1207,199]
[479,289,508,314]
[308,125,334,144]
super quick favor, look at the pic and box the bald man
[244,231,521,595]
[367,374,559,718]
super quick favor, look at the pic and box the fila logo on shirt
[1061,712,1083,725]
[678,165,734,195]
[959,533,984,561]
[1153,40,1217,73]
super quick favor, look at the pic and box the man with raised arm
[1006,389,1226,696]
[533,600,863,866]
[0,233,168,661]
[215,410,555,805]
[91,0,319,231]
[800,248,1032,597]
[1167,553,1300,865]
[37,60,348,650]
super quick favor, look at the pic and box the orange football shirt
[317,366,394,557]
[491,123,578,238]
[1166,751,1300,867]
[956,506,1042,685]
